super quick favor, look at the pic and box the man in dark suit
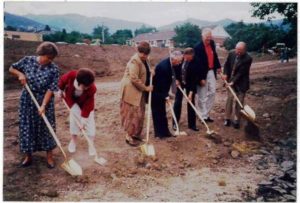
[173,48,200,131]
[152,51,183,139]
[194,28,221,123]
[223,41,253,129]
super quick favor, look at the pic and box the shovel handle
[166,100,180,134]
[24,84,67,159]
[219,73,244,108]
[62,98,98,157]
[145,61,153,144]
[177,86,211,132]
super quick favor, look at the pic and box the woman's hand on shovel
[38,104,46,115]
[18,73,27,85]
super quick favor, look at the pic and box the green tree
[66,31,83,44]
[5,25,17,31]
[173,22,201,48]
[93,25,111,44]
[44,25,51,31]
[224,21,286,52]
[251,3,297,49]
[111,29,133,44]
[61,28,67,41]
[134,25,157,36]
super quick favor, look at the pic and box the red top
[204,43,214,69]
[58,70,97,118]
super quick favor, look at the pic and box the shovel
[166,100,187,136]
[25,84,82,176]
[62,99,107,166]
[140,62,155,156]
[220,74,256,124]
[177,86,220,142]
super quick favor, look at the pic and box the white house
[129,30,176,48]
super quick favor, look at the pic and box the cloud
[4,2,282,27]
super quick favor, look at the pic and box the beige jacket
[120,53,151,106]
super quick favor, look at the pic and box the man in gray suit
[223,42,253,129]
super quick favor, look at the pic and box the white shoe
[88,145,96,156]
[68,140,76,153]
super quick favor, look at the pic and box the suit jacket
[194,40,221,80]
[174,57,199,94]
[152,57,177,101]
[223,50,253,93]
[58,70,96,118]
[120,53,150,106]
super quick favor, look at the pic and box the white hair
[170,50,183,61]
[202,28,212,37]
[236,41,247,50]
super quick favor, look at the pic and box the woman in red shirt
[58,68,97,155]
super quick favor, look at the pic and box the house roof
[133,30,176,42]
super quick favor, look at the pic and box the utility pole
[102,23,105,44]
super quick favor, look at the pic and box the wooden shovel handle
[166,100,180,133]
[25,84,67,159]
[177,86,211,132]
[62,98,98,157]
[145,61,153,144]
[219,73,244,108]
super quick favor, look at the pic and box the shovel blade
[206,131,222,144]
[140,144,155,156]
[95,157,107,166]
[241,105,256,121]
[174,130,188,136]
[61,159,83,176]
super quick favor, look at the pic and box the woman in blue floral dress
[9,42,60,169]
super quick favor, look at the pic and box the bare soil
[3,42,296,201]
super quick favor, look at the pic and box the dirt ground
[3,57,297,201]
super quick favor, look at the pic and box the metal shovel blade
[94,156,107,166]
[140,143,155,156]
[243,105,256,120]
[174,130,188,136]
[61,159,83,176]
[206,130,222,144]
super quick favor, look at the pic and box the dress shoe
[189,126,199,131]
[158,132,173,139]
[233,121,240,129]
[18,157,32,168]
[172,124,177,131]
[47,161,55,169]
[224,119,231,127]
[68,139,76,153]
[204,117,214,123]
[125,135,140,147]
[88,145,96,156]
[46,151,55,169]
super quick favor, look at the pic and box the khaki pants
[225,89,245,122]
[197,70,216,119]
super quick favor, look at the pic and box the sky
[4,1,283,27]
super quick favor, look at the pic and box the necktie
[181,61,188,85]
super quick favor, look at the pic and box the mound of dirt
[4,39,170,89]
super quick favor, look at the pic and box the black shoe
[18,158,32,168]
[172,124,177,131]
[233,121,240,129]
[160,132,174,139]
[205,117,214,123]
[189,126,199,131]
[47,162,55,169]
[224,119,231,127]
